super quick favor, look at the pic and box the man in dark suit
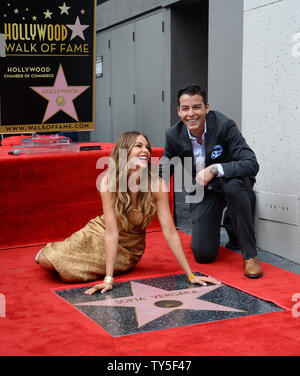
[159,85,262,278]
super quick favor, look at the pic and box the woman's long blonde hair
[107,131,157,230]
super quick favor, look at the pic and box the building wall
[96,0,182,31]
[208,0,244,128]
[242,0,300,263]
[93,9,169,147]
[170,2,208,124]
[94,0,208,146]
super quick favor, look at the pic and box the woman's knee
[38,253,55,271]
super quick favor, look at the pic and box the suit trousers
[189,177,257,263]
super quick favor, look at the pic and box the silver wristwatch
[209,165,219,176]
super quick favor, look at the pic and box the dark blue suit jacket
[159,111,259,193]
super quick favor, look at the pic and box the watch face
[210,166,218,174]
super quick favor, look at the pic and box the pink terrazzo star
[77,281,244,328]
[30,64,89,122]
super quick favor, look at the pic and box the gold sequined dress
[41,209,147,282]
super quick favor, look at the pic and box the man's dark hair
[177,85,208,106]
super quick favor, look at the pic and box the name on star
[114,288,203,305]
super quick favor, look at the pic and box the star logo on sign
[66,16,89,41]
[59,2,71,15]
[30,64,89,122]
[77,281,244,328]
[43,9,52,19]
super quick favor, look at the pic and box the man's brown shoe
[244,256,263,278]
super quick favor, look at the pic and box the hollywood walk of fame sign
[0,0,96,134]
[54,274,284,337]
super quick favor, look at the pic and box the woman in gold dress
[36,131,220,294]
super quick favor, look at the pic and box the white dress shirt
[186,122,224,176]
